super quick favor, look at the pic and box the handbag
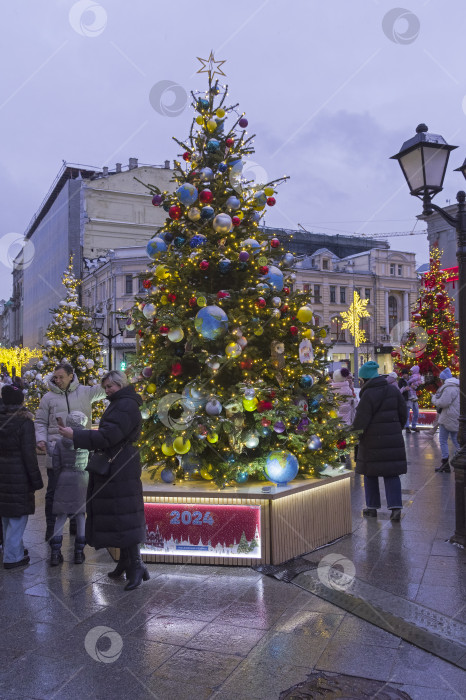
[87,443,128,477]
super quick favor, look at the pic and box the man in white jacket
[35,363,106,541]
[432,368,460,473]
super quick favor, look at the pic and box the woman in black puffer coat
[0,385,43,569]
[352,361,408,522]
[58,370,147,591]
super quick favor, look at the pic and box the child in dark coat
[0,385,43,569]
[49,411,89,566]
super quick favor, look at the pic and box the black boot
[124,545,150,591]
[74,536,86,564]
[435,458,451,472]
[108,547,129,579]
[50,536,63,566]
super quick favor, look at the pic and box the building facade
[294,246,419,374]
[11,159,174,348]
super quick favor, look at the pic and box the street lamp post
[93,314,127,371]
[391,123,466,546]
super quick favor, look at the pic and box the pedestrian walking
[58,370,148,591]
[0,385,43,569]
[352,361,408,522]
[49,411,89,566]
[432,368,460,473]
[331,367,358,425]
[35,363,105,542]
[398,366,421,432]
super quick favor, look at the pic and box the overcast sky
[1,0,465,302]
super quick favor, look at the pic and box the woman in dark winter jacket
[58,370,148,591]
[0,385,43,569]
[352,361,408,522]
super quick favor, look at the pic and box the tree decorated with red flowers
[393,245,459,406]
[128,57,353,487]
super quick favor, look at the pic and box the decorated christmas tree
[392,245,459,406]
[130,55,353,487]
[24,259,105,414]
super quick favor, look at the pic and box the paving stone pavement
[0,433,464,699]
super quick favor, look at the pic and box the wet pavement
[0,433,464,700]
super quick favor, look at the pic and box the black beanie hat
[1,385,24,406]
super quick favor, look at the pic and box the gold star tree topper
[197,51,226,80]
[340,291,370,347]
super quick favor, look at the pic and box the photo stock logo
[317,553,356,591]
[382,8,420,45]
[84,626,123,664]
[149,80,188,118]
[157,392,195,430]
[229,159,269,195]
[69,0,108,38]
[0,233,35,271]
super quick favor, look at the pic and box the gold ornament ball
[161,442,175,456]
[155,265,169,279]
[319,328,327,338]
[329,410,338,419]
[173,436,191,454]
[216,108,225,118]
[297,306,313,323]
[146,383,157,394]
[196,116,204,125]
[200,467,214,480]
[207,432,219,444]
[206,119,217,132]
[243,397,258,411]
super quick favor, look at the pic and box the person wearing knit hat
[386,372,400,388]
[432,368,460,472]
[331,367,358,426]
[352,360,408,521]
[0,385,44,569]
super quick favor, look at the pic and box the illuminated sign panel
[142,502,261,559]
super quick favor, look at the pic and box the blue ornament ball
[265,265,284,292]
[307,435,322,451]
[161,468,176,483]
[218,162,228,172]
[164,232,174,243]
[194,305,229,340]
[162,201,171,213]
[146,237,167,259]
[299,375,314,389]
[190,234,206,248]
[207,139,220,153]
[263,450,299,486]
[200,206,215,220]
[176,183,198,206]
[174,236,185,248]
[218,258,232,274]
[197,98,209,111]
[235,470,249,484]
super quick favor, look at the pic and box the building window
[138,277,146,293]
[322,259,329,270]
[361,318,371,342]
[303,283,310,292]
[330,286,336,303]
[355,287,361,297]
[340,287,346,304]
[390,263,396,276]
[125,275,133,294]
[126,329,136,338]
[365,288,371,302]
[398,264,403,276]
[331,317,345,343]
[313,284,321,303]
[313,315,321,327]
[388,295,398,332]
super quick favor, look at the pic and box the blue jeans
[1,515,28,564]
[438,424,460,460]
[364,475,403,510]
[405,400,419,429]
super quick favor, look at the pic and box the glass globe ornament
[142,303,156,319]
[299,375,314,389]
[188,207,201,221]
[200,206,215,220]
[167,327,184,343]
[263,450,299,486]
[307,435,322,450]
[225,342,242,358]
[265,266,284,292]
[182,381,208,411]
[194,305,229,340]
[199,167,214,182]
[160,468,176,483]
[226,195,241,210]
[176,183,198,206]
[235,470,249,484]
[213,213,233,234]
[242,239,261,254]
[207,139,220,153]
[205,398,222,416]
[244,431,260,448]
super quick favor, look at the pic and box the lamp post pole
[391,124,466,546]
[93,315,126,372]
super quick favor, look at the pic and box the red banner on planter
[142,502,261,559]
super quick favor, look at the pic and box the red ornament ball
[199,260,209,271]
[199,189,213,204]
[168,292,177,302]
[171,362,183,377]
[337,439,347,449]
[169,205,181,220]
[188,297,197,307]
[138,329,144,337]
[391,350,400,358]
[231,216,241,227]
[217,290,230,299]
[255,297,266,308]
[259,265,269,275]
[257,400,273,412]
[240,359,253,370]
[151,194,163,206]
[267,197,276,206]
[182,151,191,161]
[225,137,234,147]
[261,418,271,427]
[142,279,152,289]
[270,238,280,248]
[159,325,169,335]
[283,286,290,295]
[281,304,289,314]
[289,325,298,335]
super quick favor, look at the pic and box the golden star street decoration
[340,291,370,347]
[197,51,227,80]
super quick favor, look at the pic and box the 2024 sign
[169,510,214,526]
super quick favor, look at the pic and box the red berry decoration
[239,117,248,128]
[182,151,191,161]
[259,265,269,275]
[337,439,347,449]
[270,238,280,248]
[199,260,209,271]
[267,197,276,206]
[188,297,197,307]
[142,279,152,289]
[289,325,298,335]
[159,325,169,335]
[171,362,183,377]
[169,205,181,220]
[231,216,241,227]
[283,286,290,295]
[225,137,234,147]
[168,292,177,302]
[199,189,213,203]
